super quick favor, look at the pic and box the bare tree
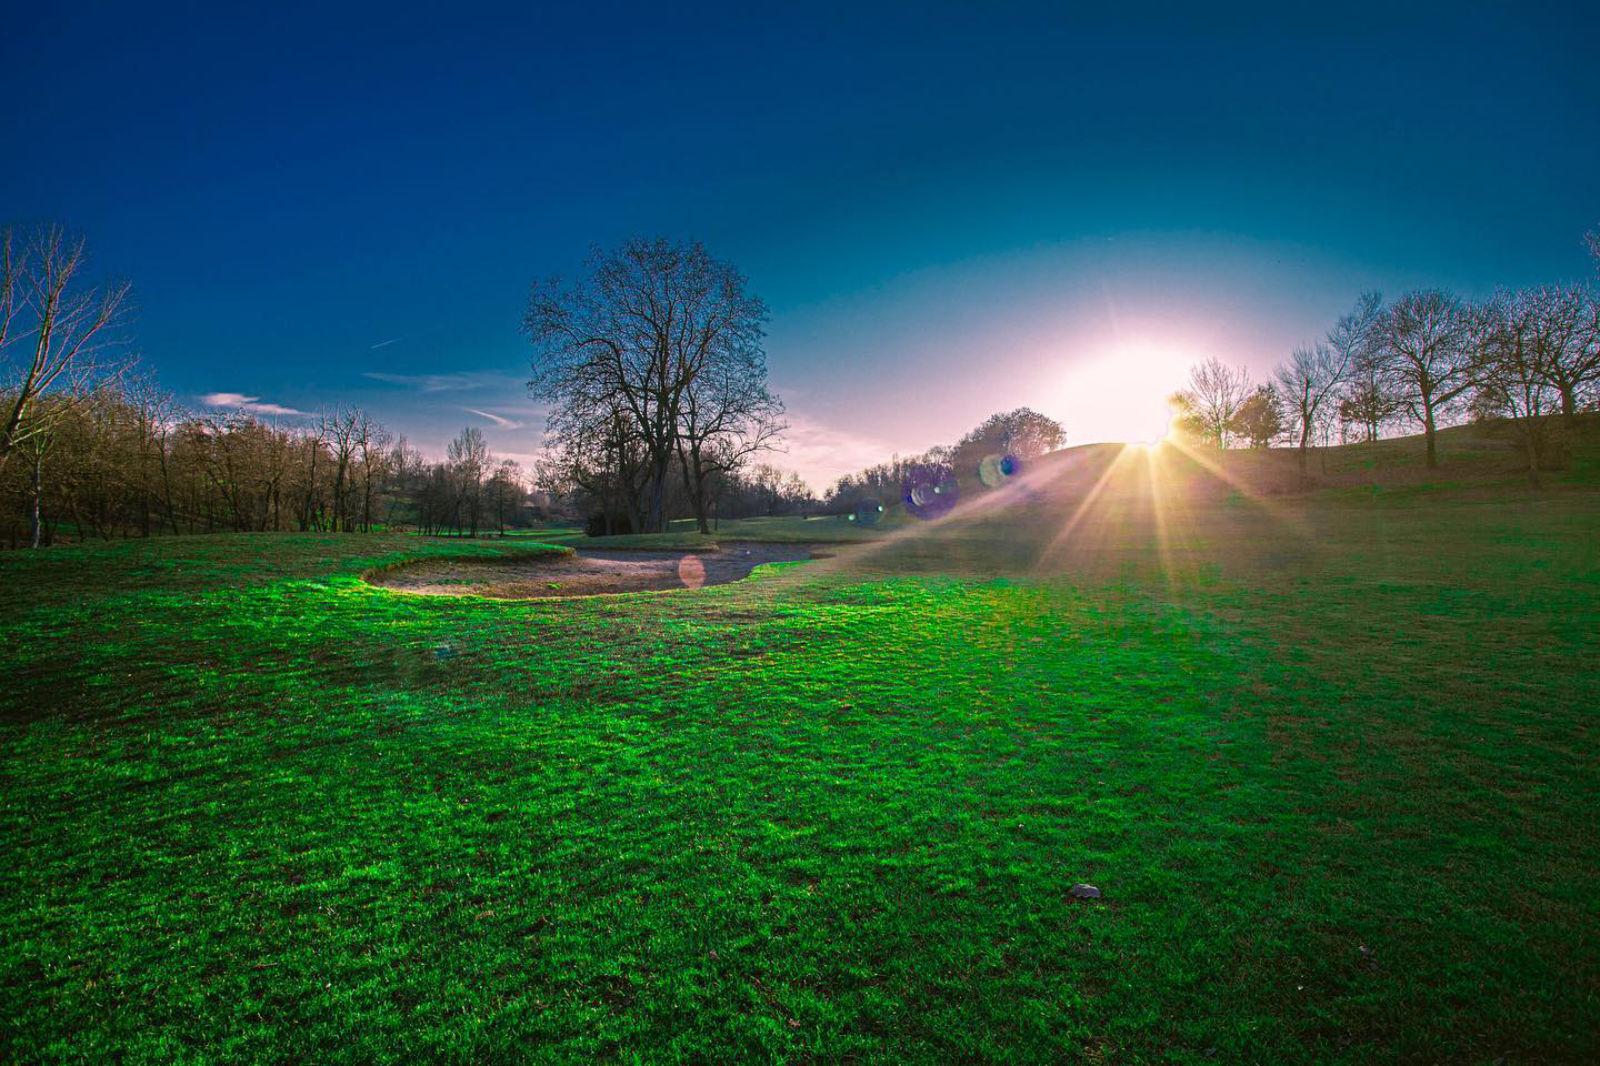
[1173,357,1252,447]
[1516,285,1598,426]
[1276,291,1379,472]
[297,420,328,531]
[447,425,489,536]
[0,225,132,472]
[539,400,651,535]
[524,238,770,532]
[321,406,362,532]
[1337,341,1403,444]
[676,346,784,533]
[1472,292,1556,485]
[0,228,19,369]
[486,459,524,534]
[1374,290,1474,468]
[1277,344,1343,472]
[351,408,389,532]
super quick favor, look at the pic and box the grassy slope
[521,514,896,551]
[1,430,1598,1063]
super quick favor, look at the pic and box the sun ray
[1142,444,1177,590]
[1032,443,1140,573]
[1156,434,1312,538]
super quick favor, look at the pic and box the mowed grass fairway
[3,439,1598,1061]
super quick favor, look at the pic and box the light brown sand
[369,541,821,598]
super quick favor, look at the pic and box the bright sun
[1054,345,1190,446]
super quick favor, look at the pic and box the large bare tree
[524,238,771,533]
[0,225,131,472]
[1374,289,1474,468]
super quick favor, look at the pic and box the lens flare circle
[902,464,959,520]
[853,499,884,526]
[978,452,1022,488]
[677,553,707,589]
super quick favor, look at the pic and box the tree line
[0,386,537,548]
[0,224,550,548]
[2,225,822,548]
[823,407,1065,517]
[1171,234,1600,482]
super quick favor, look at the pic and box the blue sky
[3,2,1597,488]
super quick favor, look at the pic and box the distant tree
[352,409,390,532]
[1336,299,1403,445]
[1230,383,1285,448]
[448,426,489,536]
[1472,292,1557,484]
[382,435,425,531]
[1275,291,1379,469]
[539,400,651,535]
[952,407,1065,476]
[524,238,771,533]
[1518,285,1599,426]
[0,225,132,474]
[1374,290,1474,468]
[1172,357,1251,447]
[485,459,525,534]
[1337,374,1401,444]
[1278,343,1342,470]
[322,406,362,532]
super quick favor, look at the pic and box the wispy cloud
[363,370,524,393]
[771,413,898,493]
[363,371,478,392]
[464,407,524,430]
[199,392,307,417]
[368,337,403,350]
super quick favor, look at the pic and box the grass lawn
[2,437,1597,1062]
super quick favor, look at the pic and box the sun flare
[1055,344,1190,446]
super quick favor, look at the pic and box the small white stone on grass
[1069,883,1101,900]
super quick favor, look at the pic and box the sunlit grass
[2,433,1598,1061]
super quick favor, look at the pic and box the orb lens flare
[903,464,958,520]
[853,499,884,526]
[978,453,1021,488]
[677,554,706,589]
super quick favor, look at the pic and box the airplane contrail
[465,408,523,429]
[369,337,403,350]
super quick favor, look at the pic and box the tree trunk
[646,455,670,533]
[1422,397,1438,469]
[30,450,44,549]
[1558,384,1577,429]
[679,445,712,534]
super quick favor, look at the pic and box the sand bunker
[369,541,821,599]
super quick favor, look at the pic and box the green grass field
[3,427,1598,1062]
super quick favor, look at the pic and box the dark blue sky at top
[3,2,1597,484]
